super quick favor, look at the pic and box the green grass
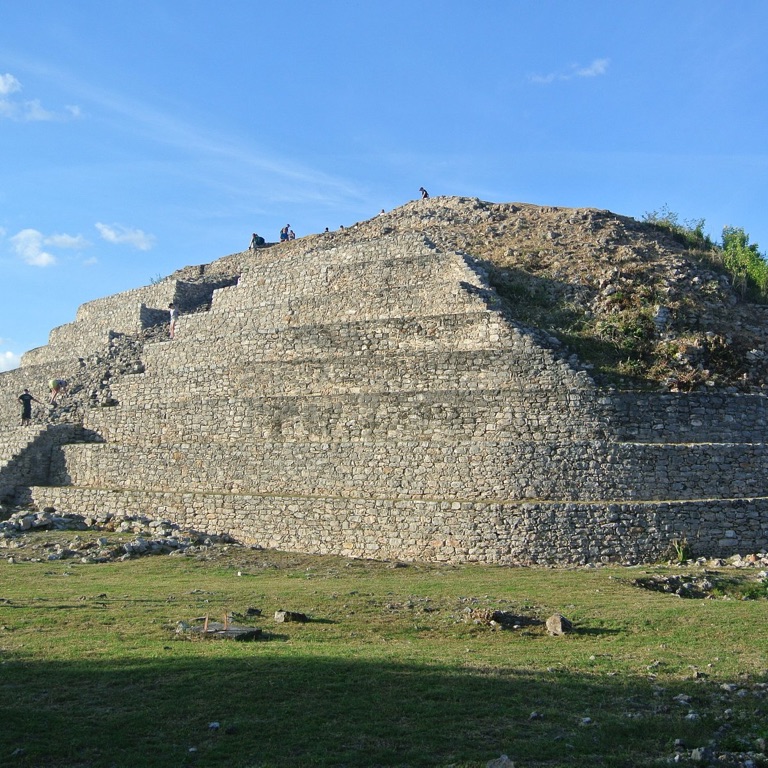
[1,551,767,767]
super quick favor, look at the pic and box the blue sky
[1,1,766,370]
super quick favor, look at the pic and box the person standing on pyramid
[169,303,179,339]
[18,388,43,425]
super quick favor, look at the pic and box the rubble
[0,504,238,563]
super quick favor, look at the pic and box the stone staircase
[4,230,768,564]
[20,273,238,367]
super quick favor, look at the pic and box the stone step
[47,437,768,502]
[141,311,519,368]
[20,277,234,367]
[183,281,491,335]
[18,485,768,565]
[248,231,438,263]
[607,391,768,444]
[106,348,588,400]
[83,388,604,445]
[177,274,497,339]
[214,247,483,308]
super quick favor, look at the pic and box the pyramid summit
[2,197,767,565]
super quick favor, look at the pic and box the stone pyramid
[2,203,766,564]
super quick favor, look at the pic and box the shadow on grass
[572,628,622,637]
[0,654,730,768]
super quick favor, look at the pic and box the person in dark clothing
[18,388,42,426]
[419,187,429,199]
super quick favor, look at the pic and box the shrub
[642,205,711,249]
[721,226,768,301]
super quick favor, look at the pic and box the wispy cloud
[23,64,361,205]
[9,228,88,267]
[0,71,82,121]
[95,222,155,251]
[575,59,609,78]
[48,233,89,249]
[3,59,360,207]
[529,58,610,84]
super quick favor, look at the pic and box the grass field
[1,543,767,767]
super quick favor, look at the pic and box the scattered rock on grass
[486,756,514,768]
[546,614,573,635]
[274,610,308,623]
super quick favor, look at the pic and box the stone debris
[461,607,542,630]
[274,610,308,623]
[633,566,768,599]
[176,610,264,642]
[545,613,573,636]
[486,756,515,768]
[180,619,263,642]
[0,505,237,563]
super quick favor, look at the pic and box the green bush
[721,225,768,301]
[642,205,711,249]
[643,206,768,304]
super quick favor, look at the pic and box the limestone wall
[18,486,768,565]
[44,436,768,503]
[85,387,604,445]
[607,391,768,443]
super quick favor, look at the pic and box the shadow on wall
[0,424,103,504]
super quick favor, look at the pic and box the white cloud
[9,228,88,267]
[0,73,21,96]
[47,233,89,249]
[20,98,56,121]
[0,72,81,122]
[530,58,610,84]
[0,350,21,372]
[10,229,56,266]
[0,336,21,371]
[575,58,609,78]
[95,222,155,251]
[529,72,557,85]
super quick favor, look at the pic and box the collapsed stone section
[4,228,768,564]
